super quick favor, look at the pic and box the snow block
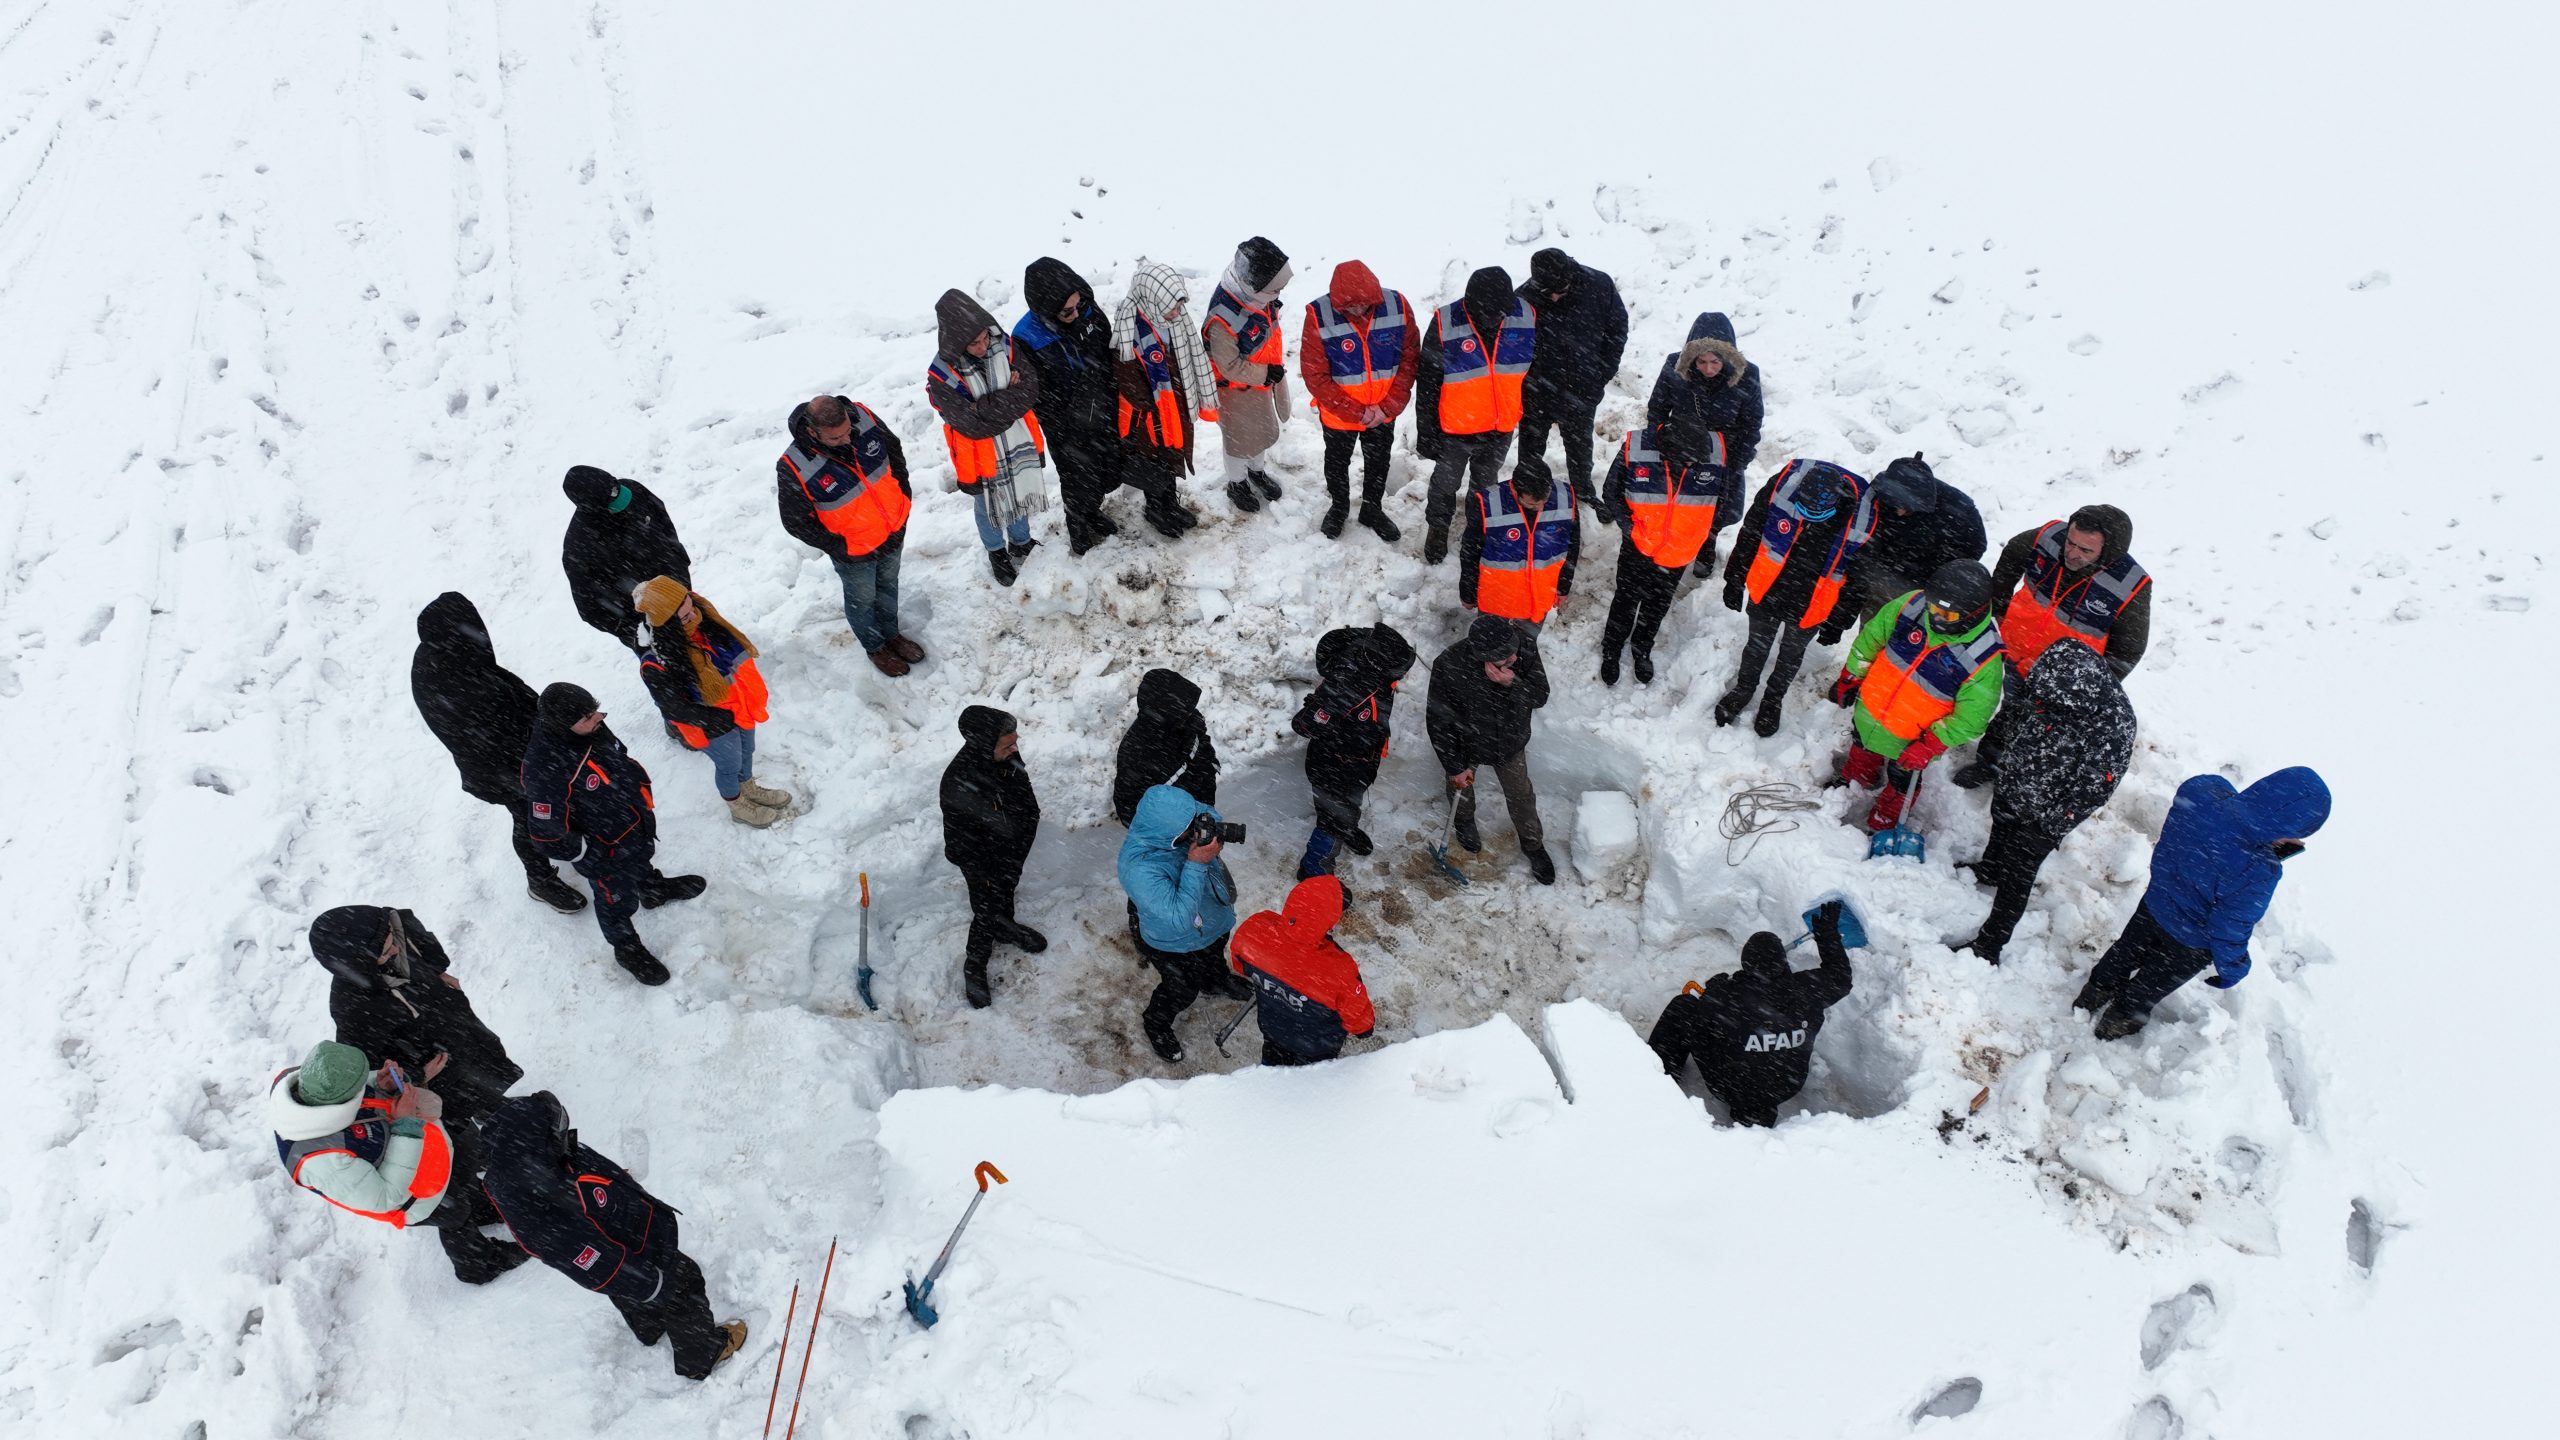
[1571,790,1642,891]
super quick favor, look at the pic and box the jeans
[1449,746,1545,853]
[1517,394,1599,504]
[1321,424,1395,506]
[1297,782,1374,878]
[1726,605,1820,707]
[1424,431,1512,537]
[829,532,903,652]
[970,486,1033,551]
[705,725,755,801]
[2086,901,2215,1021]
[1969,812,2062,958]
[1601,544,1688,661]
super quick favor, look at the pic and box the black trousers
[1321,424,1394,506]
[1518,394,1600,503]
[1602,544,1687,660]
[421,1126,523,1283]
[611,1248,729,1379]
[574,838,659,951]
[1138,933,1245,1041]
[1726,605,1818,705]
[1262,1038,1335,1067]
[1645,993,1782,1127]
[960,862,1023,965]
[2087,901,2215,1019]
[1051,437,1123,550]
[1970,812,2062,959]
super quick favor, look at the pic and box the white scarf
[952,336,1048,522]
[1114,260,1220,418]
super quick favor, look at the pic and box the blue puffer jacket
[1118,785,1237,954]
[2141,767,2332,987]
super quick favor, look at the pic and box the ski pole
[1214,996,1254,1056]
[782,1237,835,1440]
[905,1162,1008,1328]
[856,873,878,1011]
[761,1282,798,1440]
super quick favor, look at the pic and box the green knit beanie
[296,1041,370,1105]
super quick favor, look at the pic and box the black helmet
[1921,560,1993,632]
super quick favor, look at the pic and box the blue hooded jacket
[2141,767,2332,987]
[1118,784,1238,953]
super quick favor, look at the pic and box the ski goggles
[1924,597,1968,628]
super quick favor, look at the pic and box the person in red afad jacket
[1299,261,1419,542]
[1229,876,1376,1067]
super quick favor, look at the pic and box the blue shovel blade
[1867,826,1926,862]
[902,1279,939,1329]
[1800,895,1870,950]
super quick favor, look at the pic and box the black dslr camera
[1181,813,1245,848]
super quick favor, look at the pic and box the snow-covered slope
[2,2,2550,1436]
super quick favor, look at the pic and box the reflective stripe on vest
[273,1088,451,1229]
[781,405,909,556]
[1309,291,1409,426]
[928,357,1047,487]
[1742,459,1878,630]
[1856,592,2007,742]
[643,646,770,751]
[1474,478,1574,622]
[1205,283,1284,383]
[1118,313,1190,448]
[1435,296,1535,435]
[2004,520,2151,671]
[1621,424,1725,567]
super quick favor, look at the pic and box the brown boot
[866,646,910,677]
[888,635,926,664]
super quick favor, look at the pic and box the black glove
[1721,585,1745,613]
[1812,899,1844,936]
[1418,436,1443,463]
[1266,363,1287,387]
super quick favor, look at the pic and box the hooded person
[1299,260,1419,541]
[1840,453,1987,628]
[312,905,522,1123]
[1229,876,1376,1067]
[1426,615,1557,884]
[1828,560,2006,835]
[1112,669,1218,827]
[267,1039,524,1282]
[2080,767,2331,1040]
[939,706,1045,1008]
[1645,903,1854,1127]
[1713,459,1880,728]
[561,466,692,650]
[409,593,586,913]
[1956,503,2153,789]
[1014,257,1130,554]
[1201,236,1296,515]
[1646,312,1764,522]
[477,1091,747,1380]
[630,577,789,829]
[1291,622,1418,878]
[926,289,1048,585]
[1415,266,1537,564]
[1951,639,2136,965]
[778,392,920,673]
[1118,783,1250,1062]
[521,680,706,985]
[1112,259,1213,538]
[1514,248,1628,509]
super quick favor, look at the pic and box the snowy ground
[3,2,2553,1436]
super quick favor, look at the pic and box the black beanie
[309,905,394,988]
[562,466,621,510]
[1874,454,1938,512]
[1511,453,1554,497]
[538,682,599,731]
[1237,236,1289,291]
[1528,248,1578,294]
[1465,613,1521,663]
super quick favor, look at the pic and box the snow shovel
[1214,996,1256,1056]
[1785,893,1870,951]
[903,1161,1008,1329]
[1867,825,1926,862]
[1427,795,1472,887]
[855,873,878,1011]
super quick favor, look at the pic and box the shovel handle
[1682,980,1704,997]
[974,1161,1007,1192]
[859,873,870,908]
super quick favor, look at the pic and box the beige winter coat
[1205,302,1293,458]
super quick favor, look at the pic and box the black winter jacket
[1690,929,1854,1111]
[523,717,656,863]
[561,468,692,647]
[1852,473,1986,587]
[1646,312,1764,515]
[1294,625,1417,795]
[411,593,538,802]
[776,397,911,564]
[314,906,521,1122]
[941,707,1040,875]
[1426,627,1550,772]
[1015,258,1124,454]
[1518,260,1628,411]
[1991,639,2136,839]
[480,1094,678,1306]
[1113,670,1218,825]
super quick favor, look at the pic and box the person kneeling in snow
[478,1092,746,1381]
[1119,784,1251,1063]
[1230,876,1376,1067]
[1646,903,1854,1127]
[2077,767,2331,1040]
[633,577,792,830]
[268,1040,524,1283]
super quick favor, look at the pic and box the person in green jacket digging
[1826,561,2005,834]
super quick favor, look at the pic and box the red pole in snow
[783,1237,837,1440]
[761,1282,798,1439]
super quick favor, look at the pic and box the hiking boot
[1951,761,1994,790]
[1321,500,1349,538]
[613,942,670,986]
[996,920,1048,954]
[1713,688,1750,726]
[866,646,910,676]
[1752,693,1786,738]
[1226,478,1261,513]
[1632,649,1656,685]
[1147,1024,1183,1063]
[2093,1004,2147,1041]
[739,778,792,809]
[526,870,588,914]
[2070,976,2119,1015]
[988,548,1018,586]
[1250,470,1282,501]
[727,795,779,828]
[1526,846,1557,885]
[639,873,707,908]
[1600,650,1622,687]
[450,1242,530,1285]
[1146,505,1190,540]
[1358,505,1402,543]
[964,955,992,1010]
[707,1321,749,1374]
[1954,934,2003,966]
[1422,526,1449,565]
[888,635,926,664]
[1454,809,1483,853]
[1344,826,1375,857]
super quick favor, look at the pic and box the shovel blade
[1429,846,1473,887]
[1799,893,1871,950]
[1867,826,1926,862]
[902,1279,939,1330]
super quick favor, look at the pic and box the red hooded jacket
[1299,261,1419,428]
[1230,877,1376,1051]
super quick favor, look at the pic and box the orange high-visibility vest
[1118,312,1194,447]
[1620,424,1726,567]
[2001,519,2151,672]
[1856,592,2006,742]
[1308,291,1411,429]
[927,356,1046,487]
[645,626,770,751]
[1473,477,1575,623]
[1205,283,1285,388]
[780,403,910,557]
[273,1082,453,1229]
[1742,460,1878,630]
[1434,296,1535,435]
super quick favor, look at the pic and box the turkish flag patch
[531,803,552,818]
[584,775,600,790]
[573,1245,600,1270]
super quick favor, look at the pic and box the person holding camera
[1117,783,1251,1063]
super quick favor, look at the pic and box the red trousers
[1842,739,1922,832]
